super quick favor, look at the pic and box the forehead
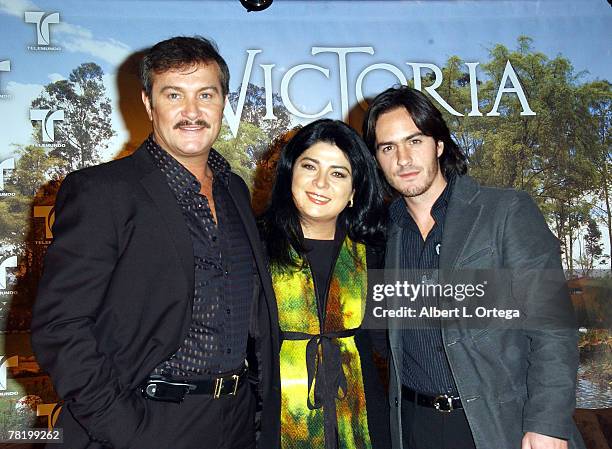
[298,141,351,169]
[375,107,421,142]
[150,62,222,89]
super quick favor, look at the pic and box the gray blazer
[386,175,585,449]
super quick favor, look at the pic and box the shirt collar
[432,173,454,212]
[389,174,455,229]
[145,135,231,202]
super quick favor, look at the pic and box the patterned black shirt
[390,176,459,395]
[146,136,254,376]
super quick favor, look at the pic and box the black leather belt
[402,385,463,413]
[140,365,248,403]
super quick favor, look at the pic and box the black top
[389,175,458,395]
[146,136,254,376]
[304,237,338,314]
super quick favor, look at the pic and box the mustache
[397,167,419,174]
[174,120,211,129]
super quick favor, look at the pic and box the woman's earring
[348,199,354,208]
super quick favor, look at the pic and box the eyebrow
[160,85,220,93]
[376,132,424,150]
[300,156,351,172]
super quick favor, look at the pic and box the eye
[331,171,348,179]
[167,92,181,100]
[200,92,213,100]
[301,162,316,170]
[410,139,422,145]
[379,145,393,153]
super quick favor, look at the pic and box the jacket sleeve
[31,171,147,448]
[502,191,579,440]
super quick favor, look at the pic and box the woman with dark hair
[259,119,389,449]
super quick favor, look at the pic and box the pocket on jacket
[469,330,527,400]
[458,246,493,267]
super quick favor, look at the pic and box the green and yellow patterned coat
[271,238,373,449]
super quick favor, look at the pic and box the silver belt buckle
[142,379,196,402]
[433,394,453,413]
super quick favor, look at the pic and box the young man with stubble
[363,85,585,449]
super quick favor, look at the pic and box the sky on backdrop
[0,0,610,155]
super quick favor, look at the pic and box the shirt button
[224,270,229,277]
[226,308,231,315]
[226,348,231,354]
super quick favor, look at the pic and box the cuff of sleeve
[523,418,573,441]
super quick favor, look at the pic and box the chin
[301,212,326,222]
[179,145,208,156]
[301,210,335,223]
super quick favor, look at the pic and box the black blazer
[31,145,280,449]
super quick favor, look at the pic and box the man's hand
[522,432,568,449]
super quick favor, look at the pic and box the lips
[174,120,211,131]
[306,191,331,205]
[178,125,204,132]
[398,169,419,179]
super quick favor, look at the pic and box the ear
[141,90,153,121]
[436,140,444,158]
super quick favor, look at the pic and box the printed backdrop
[0,0,610,445]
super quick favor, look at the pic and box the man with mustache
[31,36,279,449]
[363,86,585,449]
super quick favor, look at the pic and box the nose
[313,171,328,189]
[182,96,200,120]
[396,145,412,167]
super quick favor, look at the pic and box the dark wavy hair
[259,119,387,269]
[362,85,467,181]
[140,35,230,98]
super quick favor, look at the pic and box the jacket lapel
[385,223,403,344]
[439,175,482,272]
[132,146,194,288]
[227,175,280,342]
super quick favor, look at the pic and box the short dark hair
[140,35,230,98]
[259,119,387,268]
[362,85,467,179]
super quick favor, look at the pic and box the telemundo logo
[0,255,17,290]
[30,109,65,145]
[25,11,61,51]
[0,157,15,194]
[37,403,63,430]
[0,60,11,99]
[34,205,55,240]
[0,356,18,392]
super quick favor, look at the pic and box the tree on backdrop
[0,146,62,246]
[215,121,267,186]
[228,83,292,150]
[217,82,292,186]
[575,218,609,276]
[30,62,115,174]
[10,145,64,197]
[431,36,610,272]
[583,80,612,270]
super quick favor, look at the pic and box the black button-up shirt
[390,176,458,395]
[146,136,254,376]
